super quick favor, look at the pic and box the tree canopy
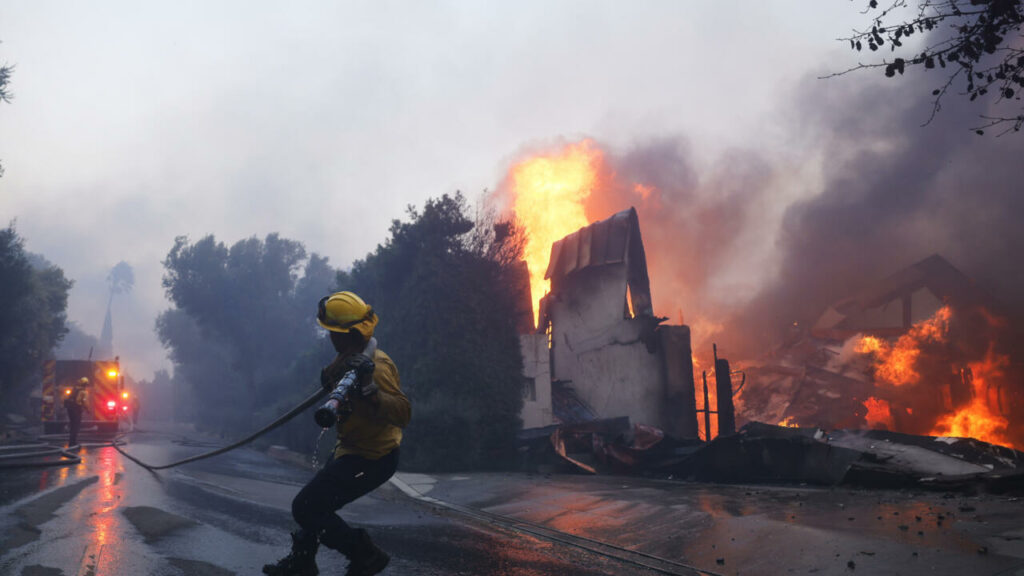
[340,193,527,471]
[1,41,13,177]
[0,55,10,103]
[159,196,530,471]
[842,0,1024,134]
[0,225,72,413]
[158,233,335,435]
[107,261,135,296]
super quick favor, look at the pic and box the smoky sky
[761,71,1024,336]
[4,2,1020,376]
[532,65,1024,359]
[585,137,775,326]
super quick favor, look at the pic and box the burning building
[739,254,1023,450]
[500,138,1024,491]
[519,207,701,439]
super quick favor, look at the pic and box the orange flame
[855,306,1017,449]
[863,396,894,430]
[855,306,952,386]
[778,416,799,428]
[510,141,602,324]
[633,183,654,201]
[931,347,1014,448]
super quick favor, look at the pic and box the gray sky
[1,2,874,378]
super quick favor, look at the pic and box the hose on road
[0,430,127,469]
[2,387,325,471]
[113,387,327,471]
[0,443,82,468]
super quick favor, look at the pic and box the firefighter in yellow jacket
[65,377,89,447]
[265,291,410,576]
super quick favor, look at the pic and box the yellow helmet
[78,377,89,386]
[317,291,378,341]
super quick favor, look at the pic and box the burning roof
[812,254,997,339]
[538,207,656,332]
[545,208,651,297]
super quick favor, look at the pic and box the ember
[862,397,894,430]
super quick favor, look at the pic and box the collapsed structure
[740,254,1023,448]
[514,211,1024,489]
[811,254,990,340]
[519,207,711,440]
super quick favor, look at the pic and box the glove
[320,356,347,391]
[344,353,378,396]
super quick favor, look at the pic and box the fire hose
[114,339,377,471]
[0,388,326,471]
[3,339,377,471]
[0,429,128,469]
[112,387,328,471]
[0,443,84,468]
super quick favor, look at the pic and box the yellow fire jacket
[331,349,411,460]
[66,388,88,409]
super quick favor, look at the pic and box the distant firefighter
[130,395,141,427]
[65,377,89,447]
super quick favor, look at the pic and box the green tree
[0,225,72,414]
[341,193,527,471]
[156,307,237,429]
[98,261,134,357]
[840,0,1024,133]
[133,368,174,423]
[158,233,335,436]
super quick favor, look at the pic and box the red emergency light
[106,400,116,410]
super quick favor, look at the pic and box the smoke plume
[519,70,1024,360]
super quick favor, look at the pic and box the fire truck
[41,358,128,434]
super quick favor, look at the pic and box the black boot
[343,529,389,576]
[263,530,320,576]
[320,528,389,576]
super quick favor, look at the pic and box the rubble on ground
[520,421,1024,494]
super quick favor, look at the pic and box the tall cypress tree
[341,193,526,471]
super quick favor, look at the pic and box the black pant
[291,448,398,554]
[67,406,82,446]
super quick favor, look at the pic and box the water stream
[311,428,329,470]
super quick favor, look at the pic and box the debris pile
[521,421,1024,494]
[736,255,1024,450]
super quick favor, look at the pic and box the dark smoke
[583,137,776,352]
[500,56,1024,370]
[750,70,1024,345]
[578,69,1024,359]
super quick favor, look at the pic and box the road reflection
[694,488,757,518]
[69,445,126,572]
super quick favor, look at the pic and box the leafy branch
[833,0,1024,134]
[1,40,11,177]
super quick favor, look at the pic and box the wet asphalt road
[3,424,1024,575]
[0,426,645,576]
